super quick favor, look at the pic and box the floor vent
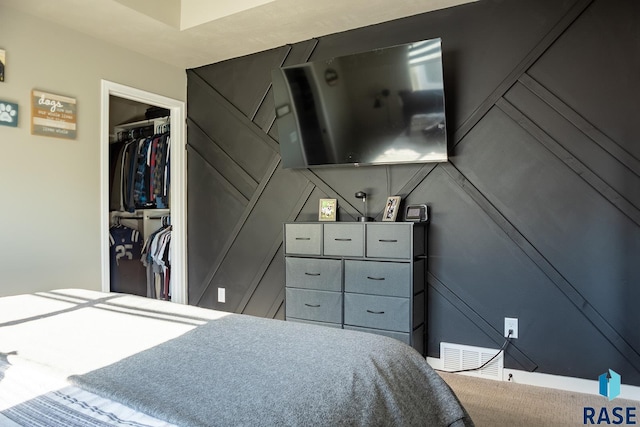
[440,342,503,380]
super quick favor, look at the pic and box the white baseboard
[427,356,640,402]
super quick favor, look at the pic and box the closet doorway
[100,80,187,304]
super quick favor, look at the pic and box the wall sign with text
[31,90,77,139]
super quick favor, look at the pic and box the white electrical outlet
[218,287,226,303]
[504,317,518,339]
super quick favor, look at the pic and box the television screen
[272,37,448,169]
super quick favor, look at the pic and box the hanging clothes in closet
[109,219,147,296]
[141,217,172,300]
[109,123,171,213]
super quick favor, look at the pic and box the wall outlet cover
[504,317,518,339]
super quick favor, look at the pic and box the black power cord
[438,330,513,374]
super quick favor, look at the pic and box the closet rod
[112,215,171,220]
[148,215,171,220]
[112,214,170,219]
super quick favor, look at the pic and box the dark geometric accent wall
[187,0,640,385]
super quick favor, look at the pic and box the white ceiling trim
[113,0,181,28]
[0,0,478,69]
[181,0,276,30]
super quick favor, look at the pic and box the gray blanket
[0,289,472,427]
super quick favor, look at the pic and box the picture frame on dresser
[318,198,337,221]
[382,196,401,222]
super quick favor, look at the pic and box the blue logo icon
[599,369,621,401]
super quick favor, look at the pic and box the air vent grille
[440,342,503,379]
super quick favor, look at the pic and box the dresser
[284,222,426,355]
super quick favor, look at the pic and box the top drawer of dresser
[323,223,364,257]
[284,223,322,255]
[366,224,411,259]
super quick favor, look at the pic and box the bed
[0,289,473,426]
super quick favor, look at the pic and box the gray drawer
[344,260,410,297]
[344,293,410,332]
[323,223,364,257]
[285,223,322,255]
[366,224,411,259]
[286,288,342,324]
[343,325,410,345]
[285,257,341,291]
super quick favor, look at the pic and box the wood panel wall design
[187,0,640,385]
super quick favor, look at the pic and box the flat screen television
[272,37,448,169]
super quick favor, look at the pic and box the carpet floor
[438,371,639,427]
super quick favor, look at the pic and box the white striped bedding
[0,354,176,427]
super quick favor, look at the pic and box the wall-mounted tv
[272,37,448,169]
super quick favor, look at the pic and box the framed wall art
[0,49,5,82]
[0,99,18,127]
[31,90,77,139]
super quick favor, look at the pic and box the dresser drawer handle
[367,276,385,281]
[334,238,352,241]
[304,272,320,276]
[366,310,385,315]
[295,237,311,240]
[304,303,321,308]
[379,239,398,243]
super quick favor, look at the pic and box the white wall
[0,7,186,296]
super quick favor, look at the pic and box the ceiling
[0,0,477,69]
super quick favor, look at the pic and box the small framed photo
[319,198,337,221]
[382,196,401,222]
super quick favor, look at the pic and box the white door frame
[100,80,188,304]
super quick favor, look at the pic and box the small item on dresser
[355,191,374,222]
[382,196,401,222]
[404,204,429,223]
[319,198,337,221]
